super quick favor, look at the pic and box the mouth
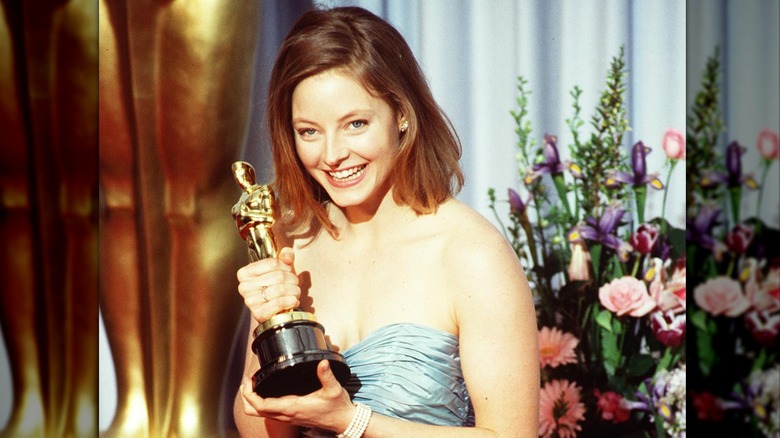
[327,165,366,182]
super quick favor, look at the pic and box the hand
[240,360,355,432]
[237,247,301,323]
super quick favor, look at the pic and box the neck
[329,188,414,242]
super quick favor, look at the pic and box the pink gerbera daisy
[539,379,586,438]
[538,326,579,368]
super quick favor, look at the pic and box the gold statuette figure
[231,161,350,398]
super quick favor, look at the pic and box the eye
[349,120,367,129]
[297,128,317,138]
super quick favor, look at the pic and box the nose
[323,133,348,168]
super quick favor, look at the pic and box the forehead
[291,70,388,118]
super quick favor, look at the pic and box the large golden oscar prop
[231,162,350,398]
[1,2,97,437]
[98,1,259,436]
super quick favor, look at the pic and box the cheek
[294,141,319,170]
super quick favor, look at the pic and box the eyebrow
[292,109,374,125]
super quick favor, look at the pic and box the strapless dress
[300,323,474,437]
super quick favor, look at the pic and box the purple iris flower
[701,141,759,189]
[568,203,632,261]
[606,141,664,190]
[507,188,529,217]
[686,202,721,250]
[524,134,582,184]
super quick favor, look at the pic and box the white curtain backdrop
[340,0,689,229]
[6,0,777,432]
[687,0,780,225]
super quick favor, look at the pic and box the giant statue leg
[0,5,45,434]
[99,1,260,436]
[1,1,98,436]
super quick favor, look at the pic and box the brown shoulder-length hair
[268,6,464,237]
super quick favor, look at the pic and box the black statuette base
[251,317,350,398]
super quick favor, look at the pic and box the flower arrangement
[489,46,688,437]
[686,48,780,437]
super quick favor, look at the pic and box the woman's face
[291,69,401,212]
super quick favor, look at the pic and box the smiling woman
[233,5,539,438]
[291,70,400,213]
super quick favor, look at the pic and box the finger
[245,297,300,324]
[316,360,342,394]
[241,376,263,416]
[278,247,295,266]
[237,271,299,298]
[262,294,300,317]
[237,257,295,281]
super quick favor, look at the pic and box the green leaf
[591,244,603,284]
[611,316,624,335]
[626,354,655,377]
[596,309,613,332]
[696,326,715,377]
[607,254,624,281]
[601,329,621,377]
[751,348,768,373]
[691,310,709,331]
[657,347,674,372]
[667,226,686,260]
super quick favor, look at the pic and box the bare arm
[451,227,540,437]
[233,318,300,438]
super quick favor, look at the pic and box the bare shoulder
[430,199,532,317]
[434,199,525,280]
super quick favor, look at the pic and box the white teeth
[328,165,365,181]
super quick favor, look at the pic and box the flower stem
[488,202,509,240]
[726,254,736,278]
[552,173,573,221]
[634,185,647,224]
[755,160,772,220]
[660,159,678,233]
[631,254,642,278]
[729,186,742,225]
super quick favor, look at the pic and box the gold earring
[400,120,409,132]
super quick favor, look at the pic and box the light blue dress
[300,323,474,437]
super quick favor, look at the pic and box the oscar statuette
[231,161,351,398]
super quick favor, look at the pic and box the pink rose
[693,276,750,317]
[662,128,685,160]
[599,276,656,317]
[757,128,779,160]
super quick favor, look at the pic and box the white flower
[748,365,780,436]
[652,364,686,438]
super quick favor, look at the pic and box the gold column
[1,0,98,437]
[99,0,260,436]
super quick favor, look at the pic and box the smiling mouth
[327,165,366,182]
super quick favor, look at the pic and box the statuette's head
[232,162,276,238]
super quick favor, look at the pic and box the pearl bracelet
[336,402,372,438]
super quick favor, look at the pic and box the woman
[234,6,539,437]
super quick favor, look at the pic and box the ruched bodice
[300,323,474,437]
